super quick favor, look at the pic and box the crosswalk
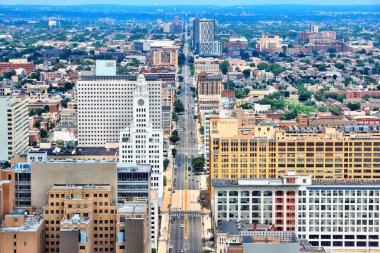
[170,213,202,217]
[169,210,211,217]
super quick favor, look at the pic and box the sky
[2,0,380,5]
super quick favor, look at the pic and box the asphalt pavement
[169,21,203,253]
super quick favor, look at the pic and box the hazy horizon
[2,0,379,6]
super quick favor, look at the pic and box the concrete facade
[31,161,117,208]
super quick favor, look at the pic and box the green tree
[362,95,370,101]
[337,94,347,103]
[298,90,312,102]
[347,102,361,111]
[3,70,16,79]
[235,89,245,99]
[172,148,177,157]
[29,108,47,116]
[34,120,41,129]
[344,77,352,86]
[174,99,185,113]
[199,126,204,135]
[241,103,253,109]
[282,109,298,120]
[64,82,75,90]
[169,130,180,143]
[219,60,230,75]
[40,129,48,139]
[163,159,170,171]
[61,98,70,108]
[172,112,179,122]
[191,156,205,171]
[242,69,251,79]
[1,161,11,169]
[56,140,65,147]
[335,63,345,70]
[257,62,269,70]
[268,63,284,76]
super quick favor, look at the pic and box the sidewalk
[202,214,213,240]
[158,213,170,253]
[159,143,175,253]
[161,161,173,212]
[196,117,203,151]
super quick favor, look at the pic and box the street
[168,20,204,253]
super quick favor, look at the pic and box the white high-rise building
[0,96,29,162]
[119,74,164,198]
[193,18,222,56]
[77,62,162,147]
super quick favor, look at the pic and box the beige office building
[151,46,179,67]
[194,57,220,74]
[197,72,223,96]
[43,184,118,253]
[116,202,150,253]
[31,161,117,209]
[0,211,45,253]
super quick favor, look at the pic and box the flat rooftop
[12,163,31,173]
[117,163,151,173]
[213,178,380,188]
[311,179,380,186]
[44,147,118,157]
[40,159,116,164]
[216,220,262,235]
[217,221,298,244]
[49,184,111,190]
[2,213,44,232]
[212,177,308,187]
[118,203,147,213]
[61,216,91,225]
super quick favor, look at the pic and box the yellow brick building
[209,119,380,183]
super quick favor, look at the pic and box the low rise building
[0,59,34,75]
[116,203,150,253]
[215,220,325,253]
[0,211,45,253]
[194,57,220,74]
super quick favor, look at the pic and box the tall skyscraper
[119,74,164,198]
[77,61,162,147]
[193,18,222,56]
[0,96,29,161]
[310,24,319,33]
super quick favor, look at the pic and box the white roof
[150,40,175,48]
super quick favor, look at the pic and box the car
[180,250,184,253]
[180,224,184,228]
[178,163,181,166]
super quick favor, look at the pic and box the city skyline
[0,2,379,253]
[1,0,380,5]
